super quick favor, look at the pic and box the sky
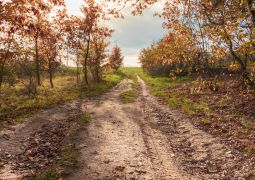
[64,0,166,67]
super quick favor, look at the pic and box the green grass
[241,119,253,134]
[120,89,137,103]
[200,118,212,125]
[121,67,142,77]
[36,169,57,180]
[79,113,91,125]
[123,68,212,116]
[245,147,255,155]
[138,70,191,95]
[143,76,210,115]
[164,95,211,115]
[219,96,234,106]
[120,68,139,103]
[0,71,125,124]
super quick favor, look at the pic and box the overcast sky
[65,0,166,67]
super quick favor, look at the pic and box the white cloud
[107,4,166,67]
[65,0,166,67]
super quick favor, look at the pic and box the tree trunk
[35,35,41,86]
[84,34,91,85]
[49,71,54,88]
[198,21,209,71]
[94,57,100,82]
[0,72,3,90]
[0,62,4,90]
[0,37,12,90]
[49,58,54,88]
[223,27,254,87]
[96,67,99,82]
[66,49,69,66]
[76,62,79,84]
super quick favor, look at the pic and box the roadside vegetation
[120,68,139,103]
[125,0,255,155]
[0,69,125,129]
[120,88,137,103]
[125,0,255,156]
[128,66,255,154]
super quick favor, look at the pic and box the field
[0,71,125,129]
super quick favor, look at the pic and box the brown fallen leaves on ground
[169,76,255,154]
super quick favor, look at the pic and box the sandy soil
[64,77,255,180]
[0,77,255,180]
[64,78,195,180]
[0,99,84,179]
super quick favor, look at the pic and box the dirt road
[0,77,254,179]
[64,77,255,180]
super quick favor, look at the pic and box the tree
[201,0,255,88]
[79,0,102,84]
[89,33,110,82]
[22,0,64,86]
[61,12,83,84]
[110,0,254,90]
[0,0,24,89]
[41,20,62,88]
[109,45,124,71]
[78,0,114,84]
